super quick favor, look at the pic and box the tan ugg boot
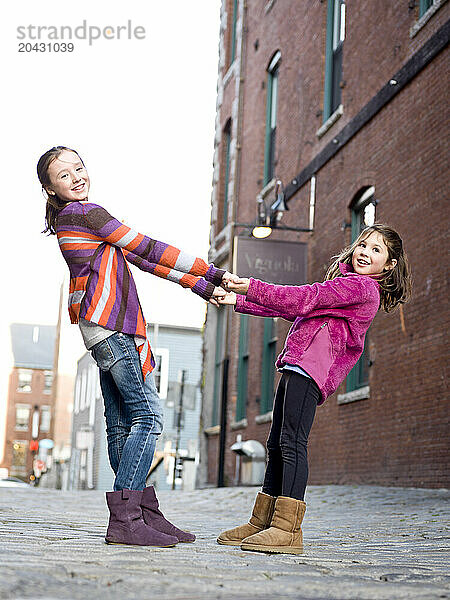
[217,492,276,546]
[240,495,306,555]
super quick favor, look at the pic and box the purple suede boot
[105,489,178,547]
[140,486,196,543]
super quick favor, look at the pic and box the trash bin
[230,440,266,485]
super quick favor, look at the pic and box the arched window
[346,186,376,394]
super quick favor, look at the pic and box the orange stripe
[179,274,200,289]
[104,224,131,244]
[98,251,118,326]
[136,306,147,338]
[85,247,110,320]
[69,276,89,293]
[190,257,208,276]
[57,230,102,241]
[59,243,99,251]
[125,232,145,252]
[160,246,180,269]
[153,265,171,279]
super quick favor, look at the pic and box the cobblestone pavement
[0,485,449,600]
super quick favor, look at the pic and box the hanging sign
[233,238,308,285]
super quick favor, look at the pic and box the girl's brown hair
[37,146,84,235]
[325,224,412,313]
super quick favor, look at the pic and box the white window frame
[40,405,51,433]
[17,369,33,393]
[15,404,31,431]
[43,370,53,395]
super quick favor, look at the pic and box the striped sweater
[56,201,225,379]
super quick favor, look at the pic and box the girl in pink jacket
[217,224,412,555]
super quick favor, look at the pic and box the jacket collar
[338,262,353,275]
[339,261,382,284]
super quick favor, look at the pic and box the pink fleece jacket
[234,263,380,404]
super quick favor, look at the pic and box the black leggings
[262,371,320,501]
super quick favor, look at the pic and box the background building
[69,323,203,491]
[200,0,449,489]
[0,324,56,481]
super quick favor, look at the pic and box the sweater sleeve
[122,249,215,301]
[234,294,296,321]
[245,276,370,318]
[82,203,225,285]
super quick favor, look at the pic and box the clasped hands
[210,271,250,307]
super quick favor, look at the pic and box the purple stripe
[148,240,167,264]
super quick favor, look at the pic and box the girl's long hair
[37,146,83,235]
[325,224,412,313]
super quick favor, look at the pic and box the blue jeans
[90,332,163,491]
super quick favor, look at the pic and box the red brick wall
[206,0,449,488]
[1,368,55,479]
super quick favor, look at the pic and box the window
[324,0,346,122]
[261,318,277,413]
[236,315,249,421]
[419,0,435,17]
[264,51,281,186]
[12,440,28,468]
[43,370,53,394]
[40,406,51,433]
[222,119,232,229]
[228,0,238,67]
[212,309,225,426]
[15,404,30,431]
[347,187,376,393]
[17,369,32,393]
[153,348,169,400]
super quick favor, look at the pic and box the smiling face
[45,149,90,203]
[352,231,397,277]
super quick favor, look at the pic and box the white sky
[0,1,222,450]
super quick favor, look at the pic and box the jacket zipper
[302,322,329,353]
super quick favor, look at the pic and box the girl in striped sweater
[38,146,229,548]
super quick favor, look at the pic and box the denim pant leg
[98,368,131,475]
[91,332,163,491]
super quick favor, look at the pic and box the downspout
[217,0,247,488]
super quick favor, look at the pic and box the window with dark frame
[212,309,225,426]
[419,0,435,17]
[236,315,249,422]
[323,0,346,121]
[222,120,232,229]
[261,318,277,414]
[264,51,280,186]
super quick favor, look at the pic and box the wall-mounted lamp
[251,180,290,238]
[235,178,313,238]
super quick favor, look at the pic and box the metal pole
[172,369,186,490]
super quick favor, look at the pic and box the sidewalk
[0,485,448,600]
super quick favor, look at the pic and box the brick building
[1,324,56,481]
[199,0,449,488]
